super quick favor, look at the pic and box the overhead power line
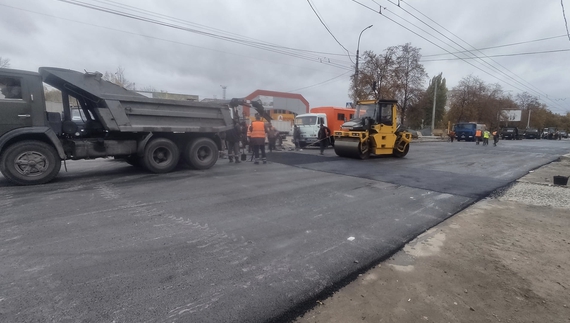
[306,0,355,64]
[0,2,352,74]
[352,0,567,112]
[287,71,351,92]
[421,48,570,61]
[54,0,354,71]
[397,0,563,110]
[423,34,569,57]
[92,0,349,58]
[351,1,527,92]
[380,0,565,112]
[562,0,570,41]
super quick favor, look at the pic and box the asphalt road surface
[1,139,568,323]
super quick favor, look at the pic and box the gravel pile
[497,182,570,209]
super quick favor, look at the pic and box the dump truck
[0,67,235,185]
[333,99,411,159]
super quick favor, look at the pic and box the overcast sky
[1,0,569,114]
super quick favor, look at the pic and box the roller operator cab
[333,99,411,159]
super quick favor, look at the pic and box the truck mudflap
[0,127,66,159]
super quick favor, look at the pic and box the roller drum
[334,137,363,158]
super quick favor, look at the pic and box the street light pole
[354,25,373,101]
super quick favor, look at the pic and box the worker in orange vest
[475,128,482,145]
[249,114,268,164]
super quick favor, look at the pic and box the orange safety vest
[475,130,482,137]
[250,121,266,138]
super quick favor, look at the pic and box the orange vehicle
[310,106,356,132]
[294,106,355,147]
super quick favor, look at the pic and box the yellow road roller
[333,99,411,159]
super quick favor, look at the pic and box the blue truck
[453,122,486,141]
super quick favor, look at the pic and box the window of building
[0,76,23,100]
[337,113,345,121]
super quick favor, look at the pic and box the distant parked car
[524,128,540,139]
[500,127,519,140]
[559,131,568,139]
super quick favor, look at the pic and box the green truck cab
[0,67,233,185]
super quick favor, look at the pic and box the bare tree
[447,75,523,129]
[103,66,135,90]
[391,43,428,124]
[353,48,398,102]
[0,57,10,68]
[352,43,428,125]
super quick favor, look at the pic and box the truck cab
[0,70,49,136]
[293,107,355,148]
[294,113,327,147]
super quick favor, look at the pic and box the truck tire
[184,137,218,170]
[0,140,61,185]
[142,138,179,173]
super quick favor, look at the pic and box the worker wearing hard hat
[249,114,267,164]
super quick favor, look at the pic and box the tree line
[350,43,570,132]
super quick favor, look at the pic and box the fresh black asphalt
[0,139,568,323]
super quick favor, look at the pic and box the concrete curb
[412,136,446,143]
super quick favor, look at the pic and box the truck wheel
[142,138,179,173]
[0,140,61,185]
[184,137,218,170]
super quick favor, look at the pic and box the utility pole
[527,109,531,128]
[431,77,437,134]
[220,85,227,100]
[354,25,373,101]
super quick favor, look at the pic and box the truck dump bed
[39,67,232,133]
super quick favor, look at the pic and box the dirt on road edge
[294,159,570,323]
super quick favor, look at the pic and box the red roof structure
[242,89,309,117]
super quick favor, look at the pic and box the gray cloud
[1,0,568,113]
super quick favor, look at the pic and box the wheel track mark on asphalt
[93,183,252,259]
[95,183,122,201]
[90,182,256,320]
[167,290,224,318]
[0,192,14,208]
